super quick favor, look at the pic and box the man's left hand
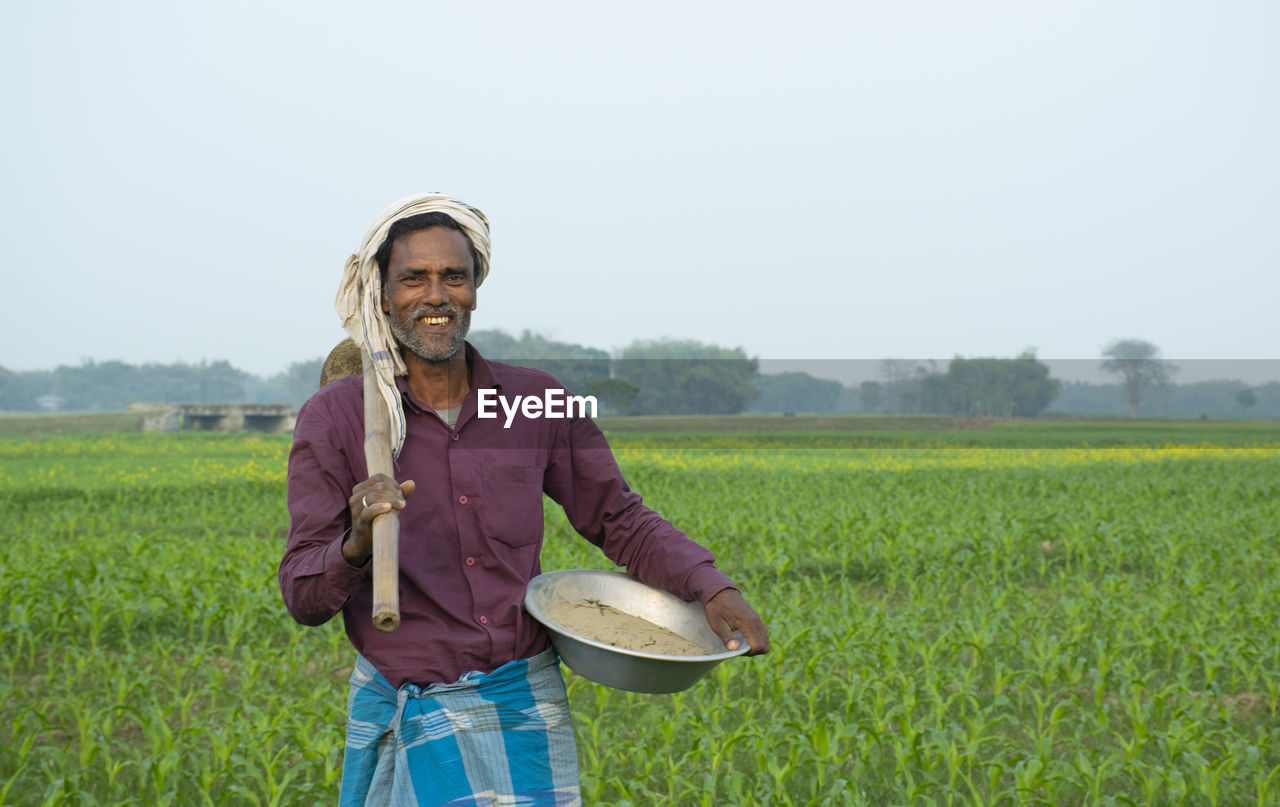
[705,588,769,656]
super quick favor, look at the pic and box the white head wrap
[335,193,491,457]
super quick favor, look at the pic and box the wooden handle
[363,349,401,633]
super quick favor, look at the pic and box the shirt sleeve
[278,393,369,625]
[542,412,737,605]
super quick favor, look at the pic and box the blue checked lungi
[338,649,581,807]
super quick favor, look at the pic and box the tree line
[3,334,1276,418]
[0,359,326,413]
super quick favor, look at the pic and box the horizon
[9,347,1280,388]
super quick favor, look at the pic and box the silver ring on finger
[362,495,368,507]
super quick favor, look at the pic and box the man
[279,193,768,806]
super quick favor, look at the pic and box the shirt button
[458,495,468,505]
[479,616,488,625]
[465,556,475,567]
[451,433,460,442]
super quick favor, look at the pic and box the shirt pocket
[479,462,546,547]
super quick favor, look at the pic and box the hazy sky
[3,1,1277,382]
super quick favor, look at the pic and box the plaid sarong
[339,649,581,807]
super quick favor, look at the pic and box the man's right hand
[343,474,416,566]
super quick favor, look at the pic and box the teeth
[419,316,450,325]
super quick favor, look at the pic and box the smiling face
[381,226,477,365]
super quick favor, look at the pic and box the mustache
[407,304,462,320]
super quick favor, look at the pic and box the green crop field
[2,421,1279,805]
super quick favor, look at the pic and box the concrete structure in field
[130,402,296,433]
[36,395,66,412]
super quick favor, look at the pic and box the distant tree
[1236,388,1257,412]
[879,359,926,413]
[584,378,639,416]
[49,359,138,410]
[24,359,250,409]
[244,374,290,405]
[940,352,1060,417]
[466,329,519,357]
[1052,379,1280,418]
[857,381,883,412]
[16,369,53,411]
[919,371,951,414]
[747,372,842,414]
[469,329,609,393]
[0,366,31,410]
[281,358,325,405]
[1100,339,1177,419]
[616,339,757,415]
[247,358,326,407]
[1010,354,1061,416]
[835,385,863,413]
[185,360,250,403]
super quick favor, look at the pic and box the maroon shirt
[279,343,736,689]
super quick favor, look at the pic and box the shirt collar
[465,341,501,392]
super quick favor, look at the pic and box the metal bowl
[524,569,748,694]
